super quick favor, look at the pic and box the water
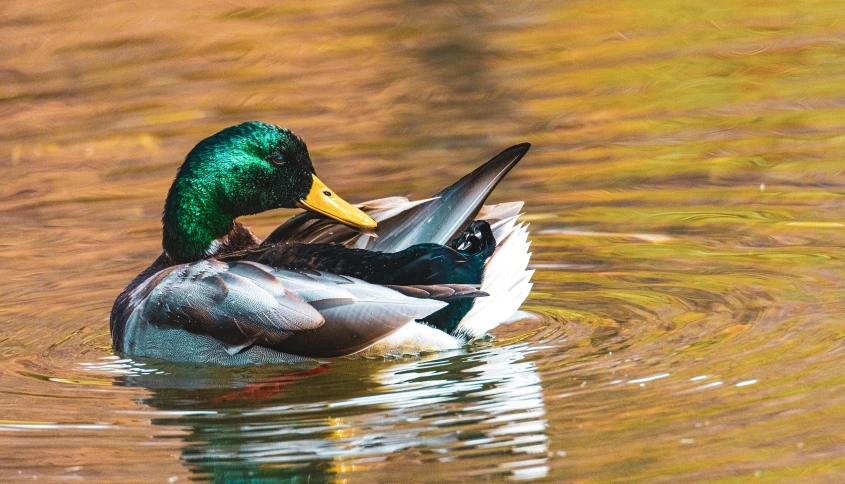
[2,0,845,481]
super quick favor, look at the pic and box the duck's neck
[162,182,237,263]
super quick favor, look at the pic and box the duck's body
[110,122,532,365]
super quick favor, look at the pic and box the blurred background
[2,0,845,482]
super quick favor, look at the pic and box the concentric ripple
[3,0,845,481]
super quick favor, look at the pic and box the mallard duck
[110,122,533,364]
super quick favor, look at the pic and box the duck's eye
[269,154,286,166]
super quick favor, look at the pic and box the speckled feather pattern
[116,258,454,364]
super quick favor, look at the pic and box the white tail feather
[456,207,533,339]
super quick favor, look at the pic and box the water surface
[2,0,845,481]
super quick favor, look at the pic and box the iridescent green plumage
[163,122,315,263]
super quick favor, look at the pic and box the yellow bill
[296,175,378,235]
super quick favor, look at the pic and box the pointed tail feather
[365,143,531,252]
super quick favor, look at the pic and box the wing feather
[244,269,449,357]
[134,260,324,350]
[120,261,455,359]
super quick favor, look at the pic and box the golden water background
[2,0,845,481]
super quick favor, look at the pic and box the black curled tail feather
[450,220,496,260]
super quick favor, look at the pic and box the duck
[110,121,533,365]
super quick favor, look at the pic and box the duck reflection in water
[116,340,549,482]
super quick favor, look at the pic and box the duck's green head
[163,121,376,263]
